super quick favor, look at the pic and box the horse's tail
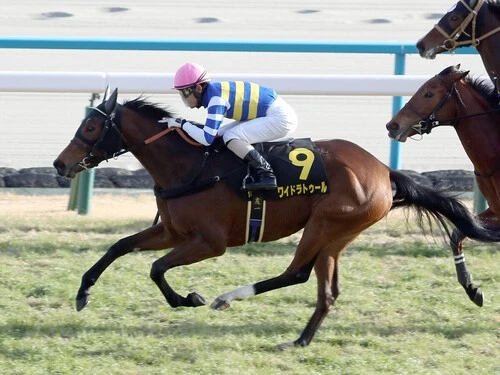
[389,169,500,243]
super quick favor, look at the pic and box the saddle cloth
[234,138,329,200]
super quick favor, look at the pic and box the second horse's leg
[277,250,342,349]
[451,228,484,307]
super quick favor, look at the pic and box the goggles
[179,87,194,98]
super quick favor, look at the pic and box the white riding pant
[218,95,298,145]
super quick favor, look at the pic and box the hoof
[76,296,89,311]
[466,285,484,307]
[210,298,231,311]
[471,289,484,307]
[187,292,206,307]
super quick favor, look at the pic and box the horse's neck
[454,88,500,169]
[475,10,500,83]
[120,111,203,188]
[477,40,500,83]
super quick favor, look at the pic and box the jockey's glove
[159,117,186,128]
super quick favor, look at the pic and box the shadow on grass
[0,311,490,347]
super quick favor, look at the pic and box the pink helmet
[173,62,211,89]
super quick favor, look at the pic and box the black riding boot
[242,149,277,191]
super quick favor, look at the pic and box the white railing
[0,71,430,96]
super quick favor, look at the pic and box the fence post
[67,173,80,210]
[473,179,488,214]
[67,93,99,215]
[77,169,95,215]
[389,53,405,170]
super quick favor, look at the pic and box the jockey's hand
[159,117,184,128]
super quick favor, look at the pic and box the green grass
[0,214,498,375]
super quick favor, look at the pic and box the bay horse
[54,88,500,348]
[386,64,500,307]
[416,0,500,89]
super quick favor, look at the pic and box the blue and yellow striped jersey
[200,81,277,144]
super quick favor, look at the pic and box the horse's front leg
[149,234,226,308]
[76,223,173,311]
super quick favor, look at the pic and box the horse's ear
[104,88,118,114]
[448,69,470,84]
[102,85,110,103]
[460,70,470,80]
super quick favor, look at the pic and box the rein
[71,105,204,175]
[434,0,500,51]
[101,108,203,159]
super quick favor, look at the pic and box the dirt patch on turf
[0,191,157,220]
[0,190,476,246]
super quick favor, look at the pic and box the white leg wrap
[218,285,255,304]
[454,253,465,264]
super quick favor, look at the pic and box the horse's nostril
[416,40,424,52]
[53,160,65,175]
[386,122,399,132]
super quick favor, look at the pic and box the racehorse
[416,0,500,89]
[386,64,500,307]
[54,88,500,348]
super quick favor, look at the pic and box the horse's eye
[86,125,96,132]
[450,15,460,22]
[424,92,434,98]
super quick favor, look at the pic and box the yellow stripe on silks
[245,199,252,244]
[220,82,230,101]
[257,200,266,242]
[248,83,259,119]
[233,81,245,120]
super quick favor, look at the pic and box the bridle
[403,76,463,136]
[403,74,500,136]
[433,0,500,51]
[70,104,202,173]
[71,105,126,171]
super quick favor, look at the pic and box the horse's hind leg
[451,228,484,307]
[76,223,174,311]
[452,208,499,307]
[210,225,327,311]
[278,250,341,349]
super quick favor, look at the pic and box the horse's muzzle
[385,122,406,142]
[53,159,76,178]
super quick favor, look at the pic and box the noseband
[433,0,500,51]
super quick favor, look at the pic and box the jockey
[165,62,298,191]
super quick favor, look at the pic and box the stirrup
[241,176,277,191]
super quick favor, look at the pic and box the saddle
[154,137,328,201]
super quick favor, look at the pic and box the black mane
[465,75,500,108]
[122,97,178,121]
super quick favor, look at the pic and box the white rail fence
[0,71,430,96]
